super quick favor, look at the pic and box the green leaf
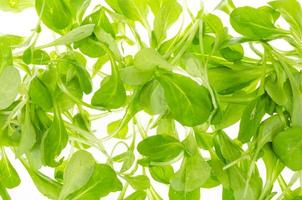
[208,67,265,95]
[120,66,154,86]
[0,43,12,71]
[74,37,105,58]
[137,135,184,162]
[105,0,123,13]
[273,127,302,170]
[17,105,36,155]
[60,56,92,94]
[238,96,267,143]
[65,0,91,23]
[269,0,302,35]
[124,175,150,190]
[29,77,53,111]
[91,74,126,109]
[94,27,120,58]
[23,48,50,65]
[170,152,211,192]
[0,183,10,200]
[230,6,284,39]
[169,187,200,200]
[134,48,172,71]
[0,152,21,188]
[58,150,95,200]
[0,0,34,12]
[219,43,244,62]
[117,0,148,26]
[112,151,135,173]
[153,0,182,45]
[204,14,228,48]
[156,72,213,126]
[41,115,68,167]
[35,0,72,32]
[149,165,174,184]
[24,163,62,199]
[0,35,24,47]
[107,119,128,139]
[67,164,122,199]
[139,80,167,115]
[0,67,20,110]
[38,24,95,48]
[124,191,147,200]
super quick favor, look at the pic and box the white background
[0,0,296,199]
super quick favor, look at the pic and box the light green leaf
[0,152,21,188]
[134,48,172,71]
[153,0,182,44]
[0,67,20,110]
[58,150,95,200]
[0,0,34,12]
[17,105,36,155]
[124,175,150,190]
[38,24,95,48]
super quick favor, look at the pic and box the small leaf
[170,152,211,192]
[137,135,184,162]
[153,0,182,45]
[124,175,150,190]
[0,152,21,188]
[238,96,267,143]
[149,165,174,184]
[38,24,95,48]
[35,0,73,32]
[91,75,126,109]
[29,77,53,111]
[0,43,12,71]
[117,0,148,26]
[17,105,37,155]
[134,48,172,71]
[41,115,68,167]
[23,48,50,65]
